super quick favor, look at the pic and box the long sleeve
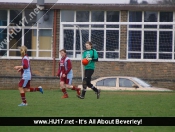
[23,59,29,69]
[64,59,72,75]
[57,62,61,76]
[92,49,98,62]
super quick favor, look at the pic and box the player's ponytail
[19,46,27,57]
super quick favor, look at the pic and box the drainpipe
[52,10,57,76]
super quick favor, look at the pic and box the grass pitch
[0,90,175,132]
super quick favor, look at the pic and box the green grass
[0,90,175,132]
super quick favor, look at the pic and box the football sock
[91,86,98,92]
[81,89,86,97]
[20,93,27,104]
[30,88,39,92]
[62,88,67,95]
[71,86,79,91]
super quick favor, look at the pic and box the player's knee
[60,81,65,88]
[86,77,92,87]
[87,83,93,88]
[18,87,24,92]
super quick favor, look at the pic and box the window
[91,11,104,22]
[128,11,174,60]
[0,9,53,58]
[96,78,116,87]
[61,10,74,22]
[119,78,134,87]
[0,10,7,26]
[76,11,89,22]
[60,10,120,60]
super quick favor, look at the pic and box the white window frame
[127,11,175,62]
[0,9,53,60]
[60,10,120,61]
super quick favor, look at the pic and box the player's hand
[17,68,22,72]
[14,66,19,70]
[56,76,60,78]
[62,74,66,77]
[86,57,92,61]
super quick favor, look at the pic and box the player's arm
[57,62,61,77]
[64,59,72,75]
[83,51,86,59]
[14,59,28,70]
[91,49,98,62]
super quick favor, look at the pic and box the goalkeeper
[77,41,101,99]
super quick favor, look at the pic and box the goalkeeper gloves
[86,57,92,61]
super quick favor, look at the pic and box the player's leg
[60,77,68,98]
[23,81,43,94]
[18,79,28,106]
[77,70,88,99]
[86,69,101,99]
[65,78,81,96]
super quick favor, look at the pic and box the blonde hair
[19,46,27,57]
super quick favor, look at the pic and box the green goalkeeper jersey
[83,49,98,70]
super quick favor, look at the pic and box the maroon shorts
[60,77,72,85]
[18,79,30,88]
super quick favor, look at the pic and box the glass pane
[128,53,141,59]
[91,30,104,51]
[103,78,116,87]
[129,11,142,28]
[24,9,37,26]
[128,31,141,51]
[144,11,157,28]
[160,12,173,29]
[119,78,134,87]
[91,25,104,28]
[63,30,74,50]
[96,80,104,86]
[0,50,7,56]
[76,11,89,22]
[38,10,54,28]
[77,25,89,28]
[0,29,7,50]
[24,29,37,50]
[9,51,21,56]
[97,52,103,58]
[159,53,172,59]
[75,51,81,58]
[39,51,51,57]
[76,30,89,51]
[66,51,73,58]
[144,53,156,59]
[0,10,7,26]
[144,31,157,52]
[106,30,119,51]
[61,10,74,22]
[10,10,22,26]
[39,29,52,50]
[159,31,172,52]
[106,52,119,59]
[63,24,74,27]
[9,29,22,56]
[106,25,119,28]
[107,11,119,22]
[27,51,36,57]
[91,11,104,22]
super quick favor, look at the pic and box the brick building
[0,0,175,90]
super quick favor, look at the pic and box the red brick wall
[1,10,175,90]
[1,59,175,89]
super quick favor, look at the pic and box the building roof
[0,0,174,11]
